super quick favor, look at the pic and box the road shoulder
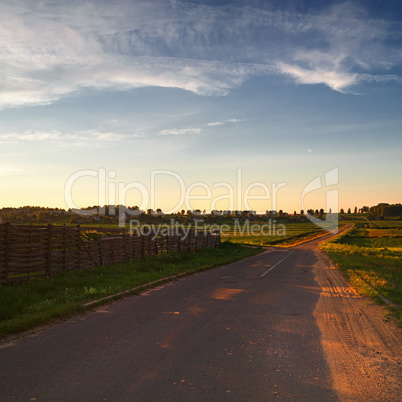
[313,249,401,401]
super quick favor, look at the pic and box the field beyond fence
[0,224,220,285]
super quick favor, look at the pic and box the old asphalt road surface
[1,230,401,401]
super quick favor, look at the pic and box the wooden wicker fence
[0,224,220,284]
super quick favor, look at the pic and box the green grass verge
[223,221,346,247]
[222,222,323,246]
[0,242,262,340]
[321,222,402,326]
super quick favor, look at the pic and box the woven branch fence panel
[0,224,220,284]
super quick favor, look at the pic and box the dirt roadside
[312,246,401,401]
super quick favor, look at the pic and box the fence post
[177,228,182,253]
[214,230,219,247]
[76,225,81,270]
[99,237,104,266]
[154,232,158,256]
[46,224,52,276]
[1,223,10,283]
[62,224,66,271]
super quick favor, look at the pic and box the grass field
[220,220,340,246]
[321,221,402,326]
[0,242,262,340]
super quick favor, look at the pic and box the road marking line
[260,251,294,278]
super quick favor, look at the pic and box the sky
[0,0,401,214]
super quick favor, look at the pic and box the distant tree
[319,209,324,218]
[329,208,332,214]
[383,203,402,217]
[314,209,319,216]
[129,206,140,216]
[354,206,358,214]
[340,208,345,214]
[300,210,304,216]
[307,209,314,215]
[347,208,351,214]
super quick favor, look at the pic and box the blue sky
[0,0,401,213]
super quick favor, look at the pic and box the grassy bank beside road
[321,221,402,326]
[0,242,262,340]
[222,221,342,246]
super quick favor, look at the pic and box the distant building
[266,210,277,216]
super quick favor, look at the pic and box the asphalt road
[1,232,400,401]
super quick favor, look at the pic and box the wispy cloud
[0,131,63,144]
[207,118,241,126]
[357,74,402,85]
[277,63,357,92]
[158,127,202,136]
[272,2,402,92]
[0,129,135,146]
[0,0,401,108]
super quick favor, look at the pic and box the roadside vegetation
[221,221,339,246]
[321,221,402,326]
[0,242,262,340]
